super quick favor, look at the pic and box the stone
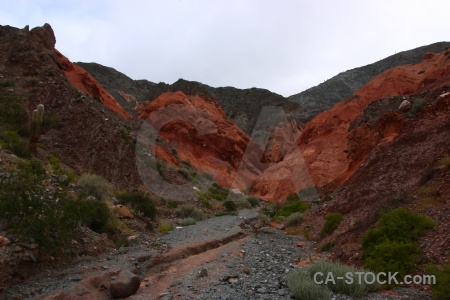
[109,270,141,299]
[256,287,267,293]
[399,99,411,112]
[114,205,134,219]
[0,236,11,247]
[198,268,208,277]
[58,175,68,184]
[276,224,285,230]
[243,266,251,274]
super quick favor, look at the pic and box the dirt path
[3,209,432,300]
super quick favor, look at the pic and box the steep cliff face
[56,52,130,119]
[251,49,450,201]
[136,91,264,189]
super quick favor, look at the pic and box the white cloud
[1,0,449,96]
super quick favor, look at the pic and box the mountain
[77,63,303,134]
[0,24,141,190]
[288,42,450,120]
[251,48,450,201]
[1,23,450,298]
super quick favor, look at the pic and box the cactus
[29,104,44,154]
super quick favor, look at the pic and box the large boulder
[109,270,141,299]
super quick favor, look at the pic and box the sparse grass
[362,208,436,278]
[159,222,174,233]
[77,173,112,200]
[307,261,380,296]
[286,212,304,227]
[411,98,427,114]
[287,270,331,300]
[437,155,450,169]
[321,212,343,235]
[178,217,196,226]
[175,204,205,221]
[425,263,450,300]
[256,214,270,227]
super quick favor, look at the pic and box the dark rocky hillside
[77,64,303,133]
[288,41,450,120]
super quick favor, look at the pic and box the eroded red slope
[251,50,450,201]
[55,50,130,119]
[136,91,262,189]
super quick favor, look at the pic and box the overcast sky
[1,0,449,97]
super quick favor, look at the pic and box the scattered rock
[69,276,82,282]
[57,174,68,183]
[109,270,141,299]
[198,268,208,278]
[399,99,411,112]
[0,236,11,247]
[276,224,285,230]
[256,287,267,294]
[114,205,134,219]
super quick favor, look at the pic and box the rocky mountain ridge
[288,41,450,119]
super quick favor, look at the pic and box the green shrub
[208,182,229,198]
[275,200,310,218]
[437,155,450,169]
[223,200,237,212]
[308,260,380,296]
[247,196,261,207]
[116,191,157,220]
[362,208,436,278]
[0,88,27,129]
[425,263,450,300]
[286,212,304,227]
[287,270,331,300]
[320,242,335,252]
[175,204,205,221]
[77,198,112,232]
[321,212,344,235]
[178,217,196,226]
[159,222,174,233]
[77,173,112,200]
[363,240,418,277]
[0,160,77,250]
[0,130,31,158]
[411,98,427,114]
